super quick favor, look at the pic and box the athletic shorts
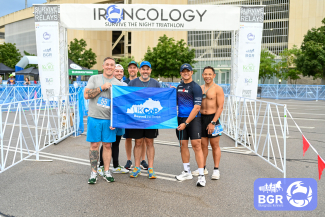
[123,129,131,139]
[116,128,125,136]
[86,117,116,143]
[176,117,201,140]
[201,114,222,138]
[128,129,158,139]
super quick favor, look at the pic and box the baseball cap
[180,63,193,72]
[9,74,14,77]
[140,61,151,69]
[115,64,124,70]
[128,60,139,68]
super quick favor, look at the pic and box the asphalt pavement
[0,98,324,217]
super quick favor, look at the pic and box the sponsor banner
[60,4,240,31]
[111,86,177,129]
[68,69,98,76]
[254,178,317,211]
[235,6,264,99]
[35,21,60,98]
[34,5,60,22]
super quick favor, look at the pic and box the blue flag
[111,86,177,129]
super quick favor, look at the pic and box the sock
[204,165,206,169]
[183,163,190,173]
[198,168,204,176]
[214,167,219,170]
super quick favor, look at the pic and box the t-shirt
[128,77,161,88]
[177,81,202,117]
[7,78,15,85]
[86,74,123,119]
[124,78,130,84]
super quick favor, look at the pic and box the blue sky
[0,0,47,17]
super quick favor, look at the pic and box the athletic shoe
[148,167,156,179]
[211,170,220,180]
[124,160,133,170]
[130,167,141,178]
[175,171,193,181]
[196,175,206,187]
[97,166,104,177]
[88,172,97,184]
[191,168,209,176]
[103,170,115,182]
[112,165,129,174]
[140,160,149,170]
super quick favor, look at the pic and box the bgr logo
[43,32,51,40]
[45,78,53,85]
[106,5,123,23]
[254,178,317,211]
[43,48,52,57]
[247,33,255,41]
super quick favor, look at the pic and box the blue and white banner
[111,86,177,129]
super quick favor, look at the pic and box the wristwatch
[184,122,189,127]
[211,121,217,125]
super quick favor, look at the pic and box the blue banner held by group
[111,86,177,129]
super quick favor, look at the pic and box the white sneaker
[211,169,220,180]
[175,171,193,181]
[97,166,104,177]
[196,175,206,187]
[112,165,129,173]
[192,168,208,176]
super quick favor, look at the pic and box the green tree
[296,18,325,84]
[144,34,196,81]
[116,56,140,78]
[0,42,22,68]
[23,50,38,69]
[68,38,97,69]
[276,45,301,84]
[259,49,276,84]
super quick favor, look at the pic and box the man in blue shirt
[175,63,206,187]
[128,61,160,179]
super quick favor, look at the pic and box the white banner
[35,22,61,98]
[60,4,240,31]
[235,7,264,99]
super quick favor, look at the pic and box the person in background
[24,77,31,85]
[7,74,15,85]
[0,75,2,85]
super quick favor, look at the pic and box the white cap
[115,64,124,70]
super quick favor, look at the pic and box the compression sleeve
[193,83,202,106]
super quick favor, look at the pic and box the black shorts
[201,114,221,138]
[176,117,201,140]
[128,129,158,139]
[123,129,131,139]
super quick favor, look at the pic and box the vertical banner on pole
[34,5,61,98]
[236,7,264,99]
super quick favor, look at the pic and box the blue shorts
[86,117,116,143]
[116,128,125,136]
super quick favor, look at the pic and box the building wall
[288,0,325,48]
[67,29,112,70]
[131,0,188,62]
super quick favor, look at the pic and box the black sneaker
[124,160,133,170]
[140,160,149,170]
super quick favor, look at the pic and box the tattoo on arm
[86,88,100,99]
[89,150,99,172]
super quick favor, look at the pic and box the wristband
[99,86,103,92]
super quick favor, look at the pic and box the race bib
[212,124,223,136]
[97,97,111,109]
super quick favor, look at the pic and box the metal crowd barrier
[0,93,79,173]
[258,84,325,101]
[221,95,288,177]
